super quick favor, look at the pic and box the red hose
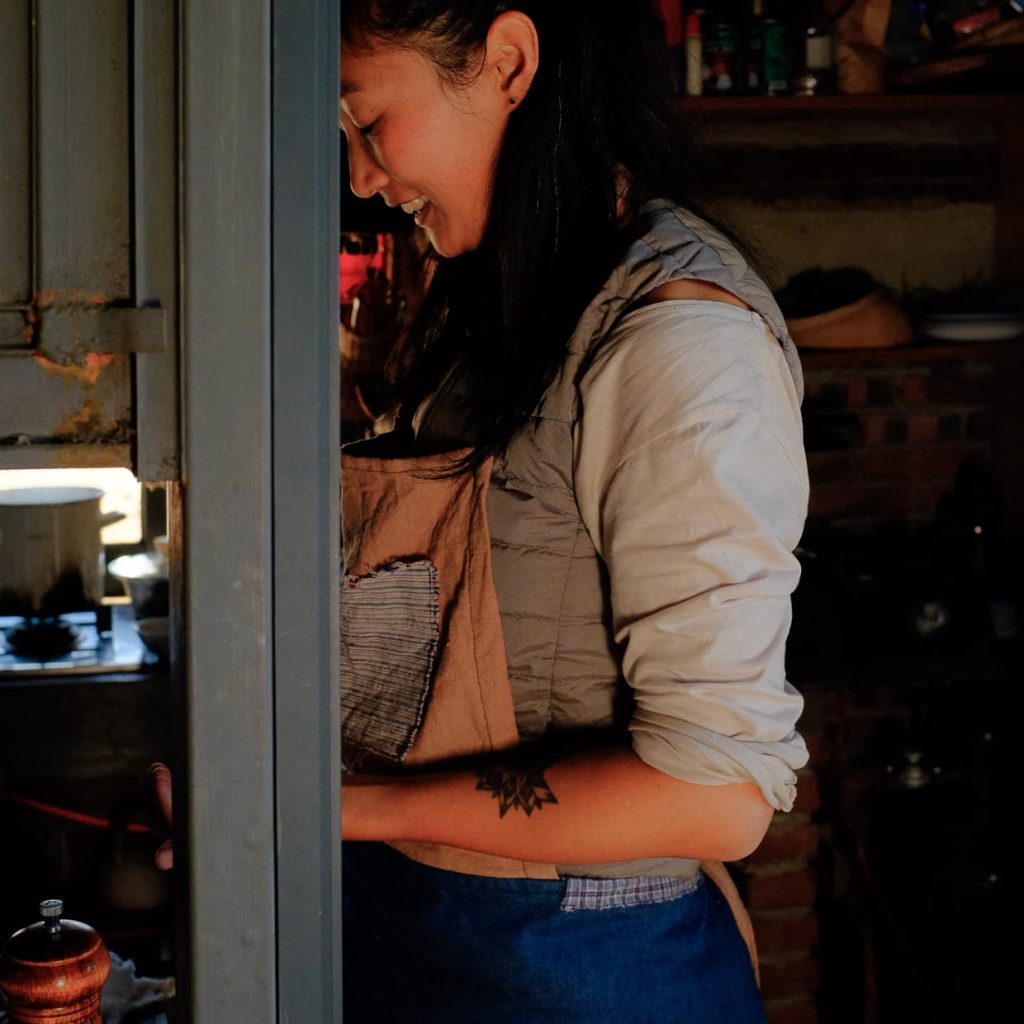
[5,791,153,833]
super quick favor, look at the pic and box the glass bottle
[744,0,768,94]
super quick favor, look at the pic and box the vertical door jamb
[180,0,276,1018]
[271,1,342,1020]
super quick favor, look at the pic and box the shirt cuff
[630,712,809,812]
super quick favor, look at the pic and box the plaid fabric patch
[341,560,439,764]
[560,871,704,913]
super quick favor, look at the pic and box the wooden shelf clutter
[682,93,1023,117]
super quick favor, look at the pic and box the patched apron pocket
[342,559,440,767]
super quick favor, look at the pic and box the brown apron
[342,445,760,986]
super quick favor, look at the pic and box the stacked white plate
[918,312,1024,342]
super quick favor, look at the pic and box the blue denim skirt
[343,842,766,1023]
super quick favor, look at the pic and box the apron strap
[699,860,761,989]
[387,840,559,880]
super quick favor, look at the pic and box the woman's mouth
[400,195,428,215]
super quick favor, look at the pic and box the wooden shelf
[798,338,1024,369]
[678,92,1024,279]
[683,93,1024,117]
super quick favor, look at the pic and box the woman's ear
[485,11,539,108]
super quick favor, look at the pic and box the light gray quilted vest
[416,201,802,876]
[485,201,802,738]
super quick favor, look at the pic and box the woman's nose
[347,142,389,200]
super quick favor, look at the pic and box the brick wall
[734,698,906,1023]
[729,347,1013,1021]
[735,737,825,1024]
[801,352,994,526]
[741,669,1013,1021]
[733,689,920,1022]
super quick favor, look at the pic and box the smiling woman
[338,3,810,1021]
[340,15,533,257]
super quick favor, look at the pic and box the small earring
[509,97,516,105]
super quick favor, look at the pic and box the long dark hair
[343,1,722,463]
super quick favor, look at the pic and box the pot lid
[0,487,105,507]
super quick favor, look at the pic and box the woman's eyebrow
[340,79,360,97]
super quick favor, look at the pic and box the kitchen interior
[2,1,1023,1021]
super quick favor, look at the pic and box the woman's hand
[149,762,174,870]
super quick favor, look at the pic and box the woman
[339,2,809,1021]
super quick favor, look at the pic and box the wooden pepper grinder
[0,899,110,1023]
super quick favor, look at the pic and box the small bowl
[918,312,1024,343]
[108,552,168,618]
[786,291,913,350]
[136,616,169,662]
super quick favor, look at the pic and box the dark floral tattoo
[476,756,559,818]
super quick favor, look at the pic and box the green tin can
[762,18,791,96]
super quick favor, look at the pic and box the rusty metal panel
[37,0,131,299]
[37,304,166,355]
[0,0,32,312]
[0,310,30,350]
[133,0,180,481]
[0,442,131,470]
[0,0,180,473]
[0,352,132,456]
[1,300,165,357]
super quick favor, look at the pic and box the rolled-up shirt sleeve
[573,301,810,812]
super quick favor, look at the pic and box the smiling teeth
[401,196,428,214]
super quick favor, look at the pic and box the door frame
[178,1,340,1019]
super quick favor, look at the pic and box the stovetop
[0,605,148,677]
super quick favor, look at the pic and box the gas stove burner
[6,616,80,660]
[0,608,147,676]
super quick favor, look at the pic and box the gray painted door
[0,0,178,480]
[178,0,341,1019]
[1,1,342,1018]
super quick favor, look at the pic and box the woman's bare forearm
[342,744,773,864]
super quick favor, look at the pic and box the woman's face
[340,41,508,257]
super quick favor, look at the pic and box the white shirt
[573,300,810,811]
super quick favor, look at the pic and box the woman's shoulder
[634,278,752,312]
[624,201,754,292]
[574,198,803,404]
[580,298,783,411]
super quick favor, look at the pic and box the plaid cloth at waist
[560,870,704,912]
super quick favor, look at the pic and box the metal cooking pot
[0,487,125,617]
